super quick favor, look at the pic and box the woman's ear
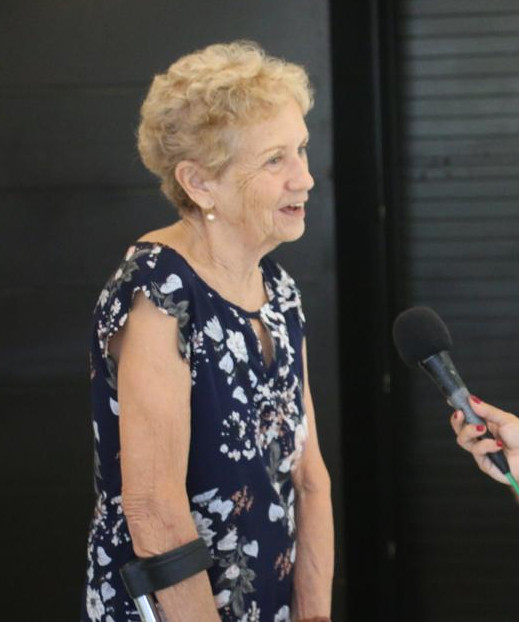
[174,160,215,211]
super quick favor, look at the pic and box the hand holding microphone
[392,306,519,494]
[451,397,519,485]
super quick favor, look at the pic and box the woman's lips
[279,203,305,216]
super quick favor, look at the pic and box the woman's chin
[277,221,306,244]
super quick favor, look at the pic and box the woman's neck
[145,217,272,312]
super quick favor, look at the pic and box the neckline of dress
[133,240,273,319]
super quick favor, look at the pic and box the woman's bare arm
[115,292,220,621]
[290,340,334,620]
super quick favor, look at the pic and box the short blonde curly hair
[137,40,314,214]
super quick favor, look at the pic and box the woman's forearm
[155,570,220,622]
[124,496,220,621]
[292,486,334,620]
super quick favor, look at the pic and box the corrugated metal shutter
[395,1,519,619]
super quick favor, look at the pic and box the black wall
[1,1,343,619]
[331,1,519,621]
[391,2,519,620]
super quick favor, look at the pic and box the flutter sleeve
[94,243,192,362]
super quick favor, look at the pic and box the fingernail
[476,425,485,432]
[471,395,482,404]
[496,440,504,448]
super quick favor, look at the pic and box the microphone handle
[421,353,511,476]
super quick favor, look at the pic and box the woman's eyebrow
[258,135,310,157]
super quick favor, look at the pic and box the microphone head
[392,306,452,367]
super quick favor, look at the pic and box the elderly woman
[82,41,334,622]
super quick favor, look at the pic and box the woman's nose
[288,158,315,192]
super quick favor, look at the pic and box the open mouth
[279,203,304,215]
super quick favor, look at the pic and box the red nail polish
[496,440,504,448]
[476,425,485,432]
[471,395,482,404]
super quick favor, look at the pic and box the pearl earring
[206,209,216,221]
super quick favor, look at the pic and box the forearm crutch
[120,538,213,622]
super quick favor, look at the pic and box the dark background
[2,1,519,620]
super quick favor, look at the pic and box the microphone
[392,306,510,476]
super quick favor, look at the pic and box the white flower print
[97,546,112,566]
[293,420,308,464]
[242,447,256,460]
[243,540,259,558]
[268,503,285,522]
[208,498,234,522]
[98,289,109,308]
[160,273,183,294]
[214,589,231,608]
[278,458,291,473]
[219,351,234,374]
[228,449,241,461]
[232,386,248,404]
[192,511,217,548]
[241,601,261,622]
[274,272,293,299]
[204,316,224,342]
[101,581,116,601]
[226,329,248,362]
[217,527,238,551]
[248,369,258,387]
[192,488,219,504]
[274,605,291,621]
[273,322,291,352]
[89,248,307,619]
[225,564,241,580]
[110,297,121,315]
[86,586,105,621]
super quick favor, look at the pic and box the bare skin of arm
[114,293,220,621]
[290,340,334,620]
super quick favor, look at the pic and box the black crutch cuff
[120,537,213,598]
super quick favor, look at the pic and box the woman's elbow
[294,459,332,498]
[122,491,197,557]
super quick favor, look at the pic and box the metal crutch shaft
[133,594,162,622]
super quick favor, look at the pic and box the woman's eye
[298,144,308,156]
[267,155,282,166]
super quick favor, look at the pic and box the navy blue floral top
[81,241,308,622]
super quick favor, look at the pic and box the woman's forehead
[230,101,309,158]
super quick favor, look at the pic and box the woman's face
[206,98,314,251]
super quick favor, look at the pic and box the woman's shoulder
[93,239,195,360]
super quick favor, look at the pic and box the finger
[450,410,465,434]
[468,438,503,457]
[456,423,487,450]
[469,396,515,426]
